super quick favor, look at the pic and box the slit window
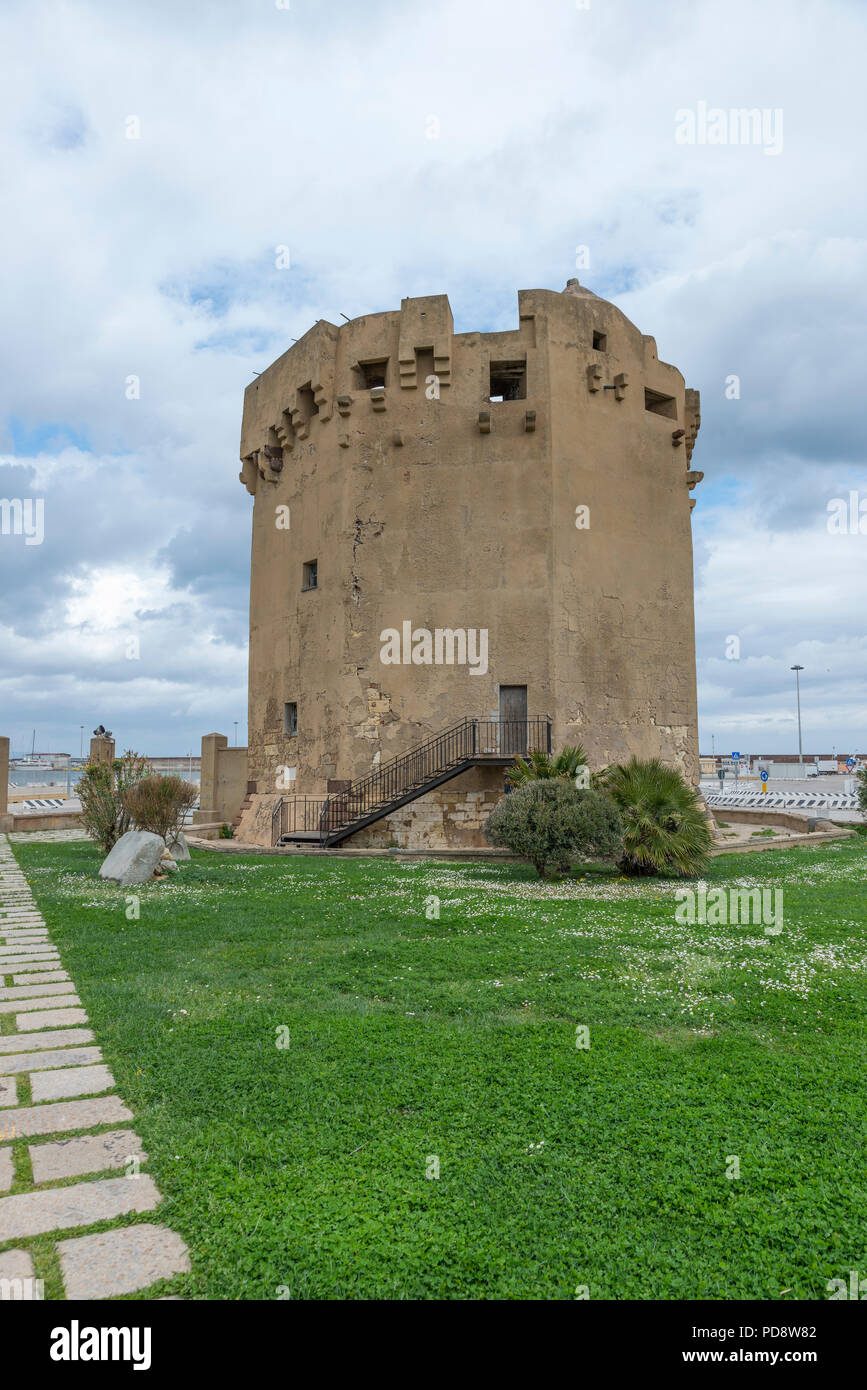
[355,359,389,390]
[592,330,607,351]
[283,703,298,736]
[644,388,678,419]
[489,360,527,401]
[302,559,318,591]
[298,384,319,422]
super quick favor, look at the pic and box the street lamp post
[791,665,804,768]
[234,721,238,746]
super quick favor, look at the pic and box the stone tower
[238,281,702,847]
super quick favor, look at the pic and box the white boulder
[99,830,166,886]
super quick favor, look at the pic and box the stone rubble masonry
[0,836,190,1299]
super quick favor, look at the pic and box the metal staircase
[272,716,551,848]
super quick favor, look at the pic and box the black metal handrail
[272,795,331,845]
[318,716,551,844]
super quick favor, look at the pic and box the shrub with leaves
[597,756,712,877]
[78,750,150,854]
[123,774,198,844]
[484,779,622,878]
[857,768,867,815]
[506,744,589,788]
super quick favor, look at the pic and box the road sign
[760,770,769,783]
[731,751,741,760]
[846,757,855,768]
[717,769,726,781]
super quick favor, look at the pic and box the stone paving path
[0,835,190,1299]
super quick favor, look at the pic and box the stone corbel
[587,364,603,393]
[478,410,491,434]
[614,371,628,402]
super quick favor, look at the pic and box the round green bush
[484,780,622,878]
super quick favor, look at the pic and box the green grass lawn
[8,835,867,1300]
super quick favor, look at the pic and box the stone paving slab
[0,1046,102,1075]
[30,1129,145,1183]
[0,981,77,1001]
[12,971,70,986]
[31,1063,115,1103]
[0,1075,18,1105]
[6,960,68,974]
[0,1145,12,1190]
[0,1248,33,1276]
[0,1174,161,1239]
[0,956,61,969]
[17,1006,88,1030]
[0,1027,94,1054]
[57,1223,189,1299]
[0,946,60,959]
[0,1093,132,1139]
[1,992,80,1015]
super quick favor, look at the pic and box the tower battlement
[240,283,701,493]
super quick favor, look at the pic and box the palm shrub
[857,768,867,816]
[484,779,622,878]
[507,743,590,788]
[78,750,150,853]
[123,774,198,845]
[598,756,712,877]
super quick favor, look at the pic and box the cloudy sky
[1,0,864,759]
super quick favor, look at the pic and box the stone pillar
[0,736,11,832]
[89,736,115,765]
[197,733,227,824]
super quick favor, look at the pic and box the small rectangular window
[302,559,318,590]
[592,330,607,351]
[644,388,677,419]
[283,703,298,736]
[355,359,389,390]
[489,360,526,401]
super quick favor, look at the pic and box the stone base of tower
[348,768,505,851]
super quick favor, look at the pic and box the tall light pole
[233,721,238,746]
[791,665,804,767]
[79,726,84,758]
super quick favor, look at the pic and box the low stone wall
[10,810,83,832]
[714,807,835,833]
[195,734,248,827]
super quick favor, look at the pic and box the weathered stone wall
[346,766,504,849]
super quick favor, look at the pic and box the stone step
[0,993,80,1015]
[0,1078,18,1106]
[0,982,76,1002]
[0,1046,102,1075]
[57,1223,189,1299]
[0,1174,161,1240]
[30,1129,144,1183]
[31,1064,115,1103]
[0,1093,133,1140]
[17,1007,88,1030]
[12,971,70,987]
[0,1146,12,1190]
[0,1248,40,1298]
[0,1027,94,1054]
